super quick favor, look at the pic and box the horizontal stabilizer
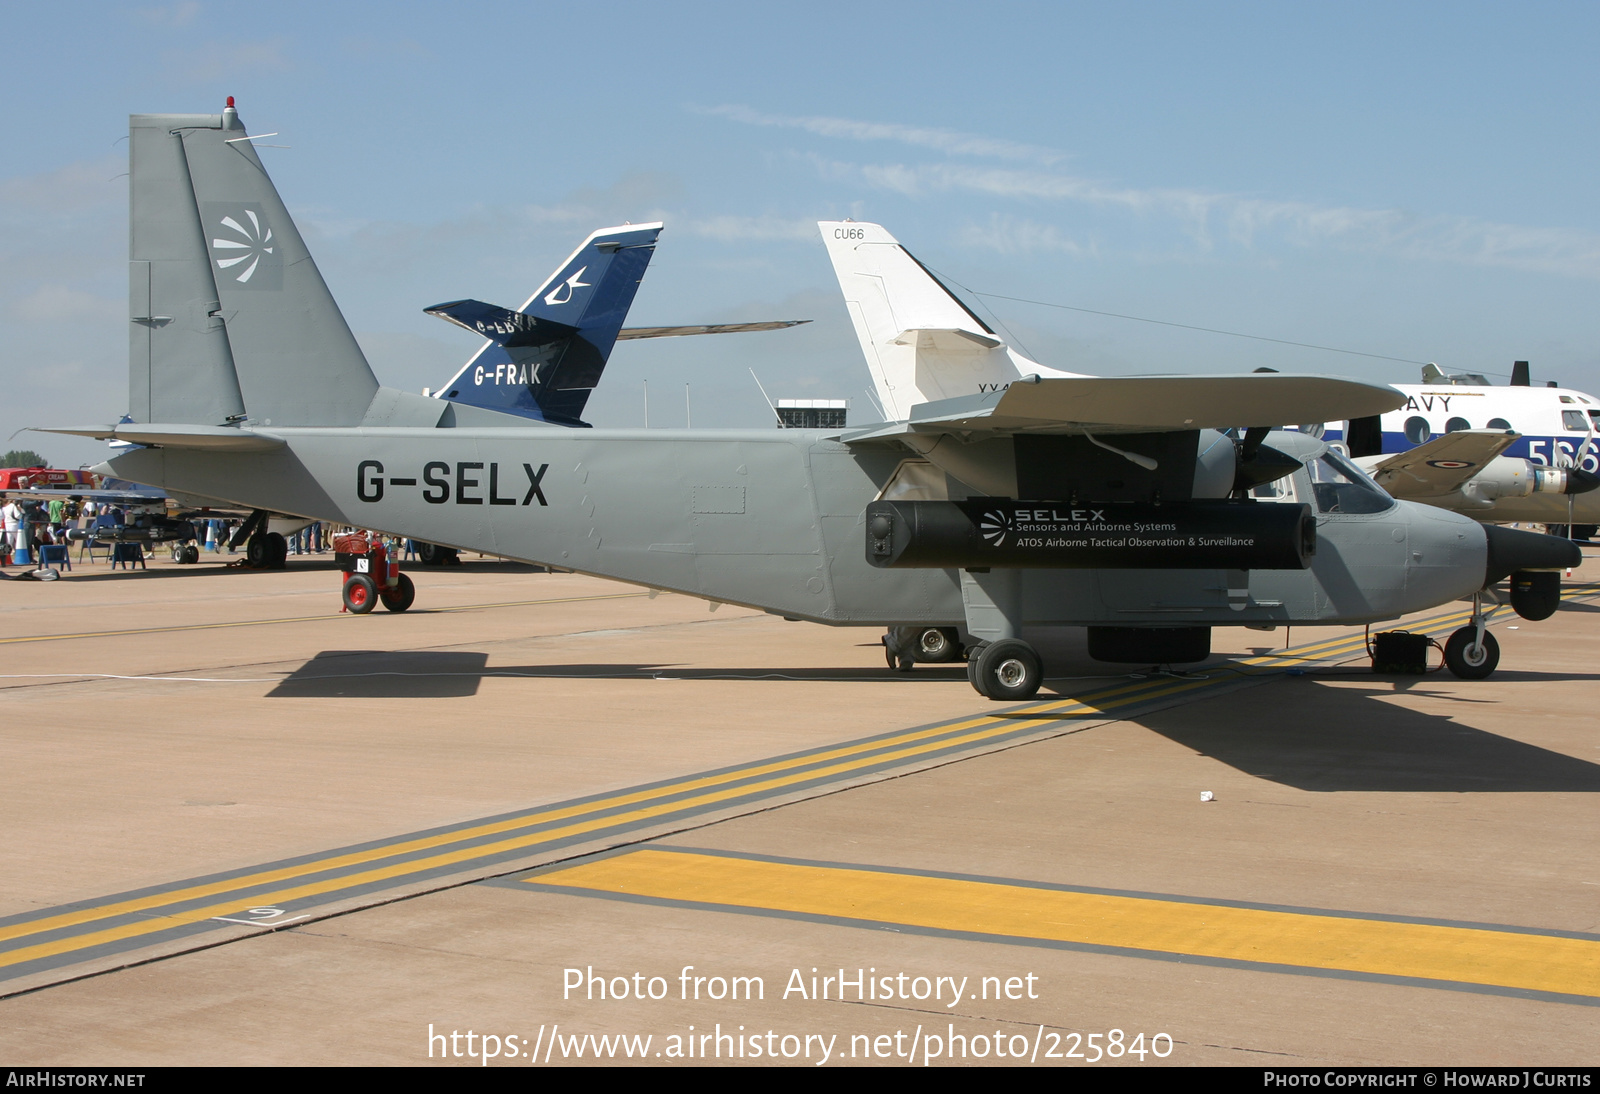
[616,320,810,340]
[425,300,578,347]
[1365,430,1520,497]
[845,374,1406,441]
[890,328,1003,350]
[36,423,285,451]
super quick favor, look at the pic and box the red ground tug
[332,531,415,613]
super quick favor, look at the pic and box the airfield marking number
[211,906,309,928]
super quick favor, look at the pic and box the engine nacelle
[1452,456,1600,506]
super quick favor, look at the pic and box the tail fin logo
[543,266,590,306]
[208,204,280,289]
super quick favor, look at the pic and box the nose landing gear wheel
[1444,627,1499,679]
[971,638,1043,701]
[343,574,378,614]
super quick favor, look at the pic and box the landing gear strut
[958,570,1043,701]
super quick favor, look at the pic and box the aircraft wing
[1363,430,1520,497]
[843,373,1406,441]
[616,320,810,340]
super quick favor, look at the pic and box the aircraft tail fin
[819,221,1078,421]
[429,224,663,426]
[129,104,381,428]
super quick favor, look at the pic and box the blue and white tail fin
[429,224,663,426]
[818,221,1081,422]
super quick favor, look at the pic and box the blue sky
[3,1,1597,465]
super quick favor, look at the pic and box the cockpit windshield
[1306,452,1394,514]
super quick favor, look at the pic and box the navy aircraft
[1327,364,1599,537]
[38,107,1579,699]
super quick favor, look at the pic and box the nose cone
[1483,524,1582,585]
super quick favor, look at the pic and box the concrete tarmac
[1,548,1596,1066]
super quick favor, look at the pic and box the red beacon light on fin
[226,96,235,108]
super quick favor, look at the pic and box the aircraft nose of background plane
[1483,524,1583,585]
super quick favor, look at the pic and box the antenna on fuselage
[748,369,781,426]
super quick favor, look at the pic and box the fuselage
[103,424,1491,631]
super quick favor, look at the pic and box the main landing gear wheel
[379,572,416,613]
[915,626,962,663]
[184,543,200,564]
[417,543,460,567]
[1444,627,1499,680]
[246,533,269,568]
[343,574,378,614]
[971,638,1043,701]
[264,532,288,569]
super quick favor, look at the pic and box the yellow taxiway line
[530,849,1600,1001]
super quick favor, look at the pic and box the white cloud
[9,285,123,324]
[701,105,1070,167]
[138,2,201,27]
[717,107,1600,279]
[957,214,1094,257]
[161,38,291,84]
[675,214,817,243]
[0,156,125,221]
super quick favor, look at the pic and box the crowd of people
[0,493,104,565]
[0,496,340,569]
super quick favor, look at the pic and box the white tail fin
[819,221,1078,421]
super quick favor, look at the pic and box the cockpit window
[1306,452,1394,515]
[1562,410,1589,431]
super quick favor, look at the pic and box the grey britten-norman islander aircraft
[40,104,1580,699]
